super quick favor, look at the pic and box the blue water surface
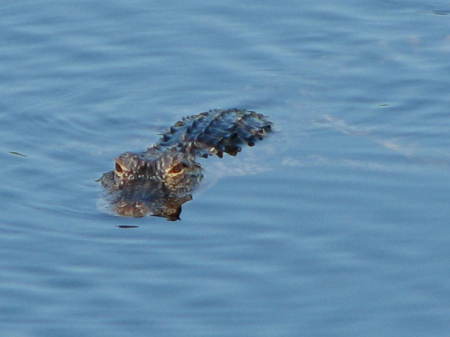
[1,1,450,336]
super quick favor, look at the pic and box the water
[1,1,450,336]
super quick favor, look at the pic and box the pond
[1,1,449,336]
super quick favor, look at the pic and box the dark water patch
[432,9,450,15]
[8,151,27,157]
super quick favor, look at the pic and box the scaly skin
[100,109,272,219]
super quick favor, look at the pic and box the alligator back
[155,108,272,159]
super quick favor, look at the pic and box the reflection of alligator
[100,109,272,220]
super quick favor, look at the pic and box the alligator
[100,108,272,220]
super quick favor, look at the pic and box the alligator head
[100,147,203,219]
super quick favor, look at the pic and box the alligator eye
[115,162,124,173]
[169,162,187,174]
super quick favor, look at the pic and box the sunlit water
[1,1,450,336]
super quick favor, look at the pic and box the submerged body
[100,108,272,220]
